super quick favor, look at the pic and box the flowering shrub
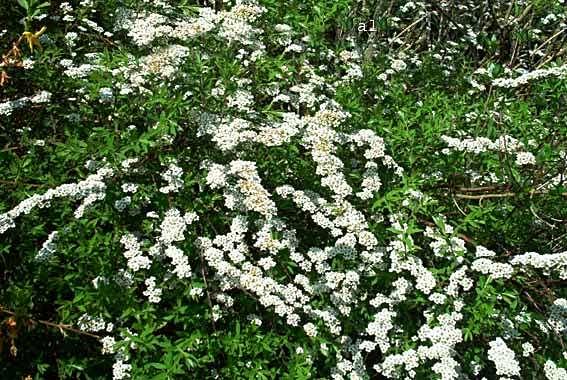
[1,0,567,379]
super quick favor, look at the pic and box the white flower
[143,276,162,303]
[190,287,204,298]
[164,245,192,278]
[158,209,187,245]
[391,59,407,72]
[22,58,35,69]
[471,258,513,279]
[65,32,78,46]
[303,323,317,337]
[112,359,132,380]
[114,196,131,212]
[159,163,184,193]
[30,91,52,104]
[35,231,58,261]
[100,336,116,354]
[515,151,536,166]
[544,360,567,380]
[521,342,534,357]
[121,183,138,193]
[487,338,521,378]
[77,314,106,332]
[99,87,114,103]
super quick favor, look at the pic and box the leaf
[149,362,167,370]
[17,0,29,11]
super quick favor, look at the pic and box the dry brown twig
[0,306,101,340]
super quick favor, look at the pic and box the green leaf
[149,362,167,370]
[17,0,29,10]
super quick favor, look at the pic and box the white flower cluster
[143,276,162,303]
[492,64,567,88]
[547,298,567,335]
[217,2,267,46]
[112,359,132,380]
[77,314,107,332]
[158,209,192,245]
[208,117,255,151]
[171,8,218,39]
[0,165,115,234]
[376,349,420,378]
[205,160,277,218]
[303,322,318,337]
[388,216,437,295]
[164,245,192,279]
[301,104,352,200]
[123,11,172,46]
[521,342,534,357]
[99,87,114,102]
[376,310,465,380]
[487,337,521,378]
[471,258,514,279]
[476,245,497,258]
[190,287,204,299]
[417,312,464,380]
[515,151,536,166]
[120,233,151,272]
[253,218,292,255]
[62,62,102,78]
[140,44,190,79]
[101,336,116,354]
[348,129,403,199]
[121,183,138,193]
[441,134,527,154]
[159,162,184,194]
[151,208,198,278]
[544,360,567,380]
[510,251,567,279]
[442,134,537,169]
[424,223,467,260]
[35,231,59,261]
[258,113,304,146]
[227,90,254,112]
[114,196,131,212]
[197,216,352,334]
[0,90,53,116]
[366,309,396,352]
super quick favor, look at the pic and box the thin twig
[451,194,467,217]
[0,307,101,339]
[455,192,516,200]
[533,28,566,54]
[455,190,566,200]
[0,179,46,188]
[389,16,426,45]
[458,185,509,192]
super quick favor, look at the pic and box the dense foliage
[1,0,566,379]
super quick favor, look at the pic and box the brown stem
[455,192,516,200]
[0,179,45,188]
[0,307,101,340]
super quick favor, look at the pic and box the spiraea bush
[1,0,566,379]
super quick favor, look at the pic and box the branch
[0,179,46,188]
[0,307,101,340]
[455,190,567,200]
[455,192,516,200]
